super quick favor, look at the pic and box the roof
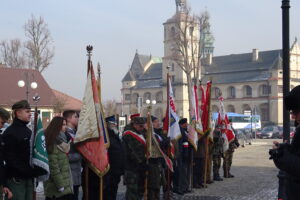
[139,63,162,80]
[0,67,57,107]
[52,89,82,111]
[202,49,282,84]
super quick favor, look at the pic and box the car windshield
[263,127,273,132]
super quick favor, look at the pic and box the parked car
[260,126,281,139]
[278,126,296,139]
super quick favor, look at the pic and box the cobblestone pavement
[37,139,279,200]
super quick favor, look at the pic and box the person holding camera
[271,85,300,200]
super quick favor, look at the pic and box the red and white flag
[217,97,235,143]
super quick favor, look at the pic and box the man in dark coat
[271,85,300,200]
[122,117,147,200]
[2,100,45,200]
[103,115,125,200]
[0,107,13,199]
[173,118,190,195]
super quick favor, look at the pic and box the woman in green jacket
[44,117,73,200]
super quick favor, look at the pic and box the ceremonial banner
[32,116,49,182]
[75,62,109,176]
[163,75,181,140]
[217,97,235,143]
[201,81,212,133]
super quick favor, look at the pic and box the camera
[269,143,289,160]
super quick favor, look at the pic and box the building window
[156,91,163,103]
[260,103,269,121]
[171,63,175,71]
[261,84,271,96]
[171,75,175,83]
[227,105,235,113]
[170,26,176,38]
[244,85,252,97]
[214,87,221,99]
[125,94,131,101]
[132,93,139,104]
[143,92,151,102]
[228,86,236,98]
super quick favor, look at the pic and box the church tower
[162,0,200,118]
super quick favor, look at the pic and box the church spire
[175,0,187,13]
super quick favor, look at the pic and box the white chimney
[252,49,259,62]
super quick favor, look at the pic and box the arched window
[227,105,235,113]
[213,87,221,99]
[170,26,176,38]
[228,86,236,98]
[242,104,251,114]
[156,91,163,103]
[143,92,151,103]
[171,63,175,71]
[243,85,252,97]
[132,93,139,104]
[212,105,219,112]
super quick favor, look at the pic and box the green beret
[0,107,10,120]
[12,100,31,110]
[132,117,146,125]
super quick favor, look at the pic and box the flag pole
[144,107,152,200]
[166,66,171,200]
[84,45,93,200]
[32,94,40,200]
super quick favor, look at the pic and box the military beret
[105,115,117,124]
[285,85,300,111]
[132,117,146,125]
[179,118,187,125]
[151,115,158,122]
[0,107,10,120]
[12,100,31,110]
[130,113,140,120]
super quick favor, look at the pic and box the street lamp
[18,73,38,101]
[146,99,156,114]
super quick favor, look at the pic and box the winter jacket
[65,127,82,186]
[44,143,73,198]
[0,134,5,186]
[273,126,300,200]
[2,118,44,179]
[107,128,125,175]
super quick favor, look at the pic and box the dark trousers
[103,171,122,200]
[173,158,188,193]
[213,155,222,177]
[46,194,72,200]
[70,185,80,200]
[193,157,204,186]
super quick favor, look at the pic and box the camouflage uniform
[223,136,239,178]
[122,123,146,200]
[212,129,224,181]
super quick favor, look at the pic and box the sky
[1,0,300,101]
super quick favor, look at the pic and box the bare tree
[170,8,213,119]
[24,15,54,72]
[104,100,119,116]
[0,39,26,68]
[52,95,67,114]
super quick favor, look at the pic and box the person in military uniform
[3,100,45,200]
[146,116,169,200]
[103,115,125,200]
[212,125,224,181]
[123,113,140,132]
[223,121,239,178]
[0,107,13,199]
[122,117,147,200]
[204,133,214,185]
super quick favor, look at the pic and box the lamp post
[17,72,38,101]
[145,99,156,114]
[282,0,290,143]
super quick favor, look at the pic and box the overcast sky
[1,0,300,101]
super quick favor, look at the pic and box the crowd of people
[0,99,241,200]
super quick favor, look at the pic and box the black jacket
[107,129,125,175]
[273,126,300,200]
[2,118,41,179]
[0,134,5,185]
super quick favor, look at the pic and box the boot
[223,167,229,178]
[213,173,223,181]
[228,167,234,178]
